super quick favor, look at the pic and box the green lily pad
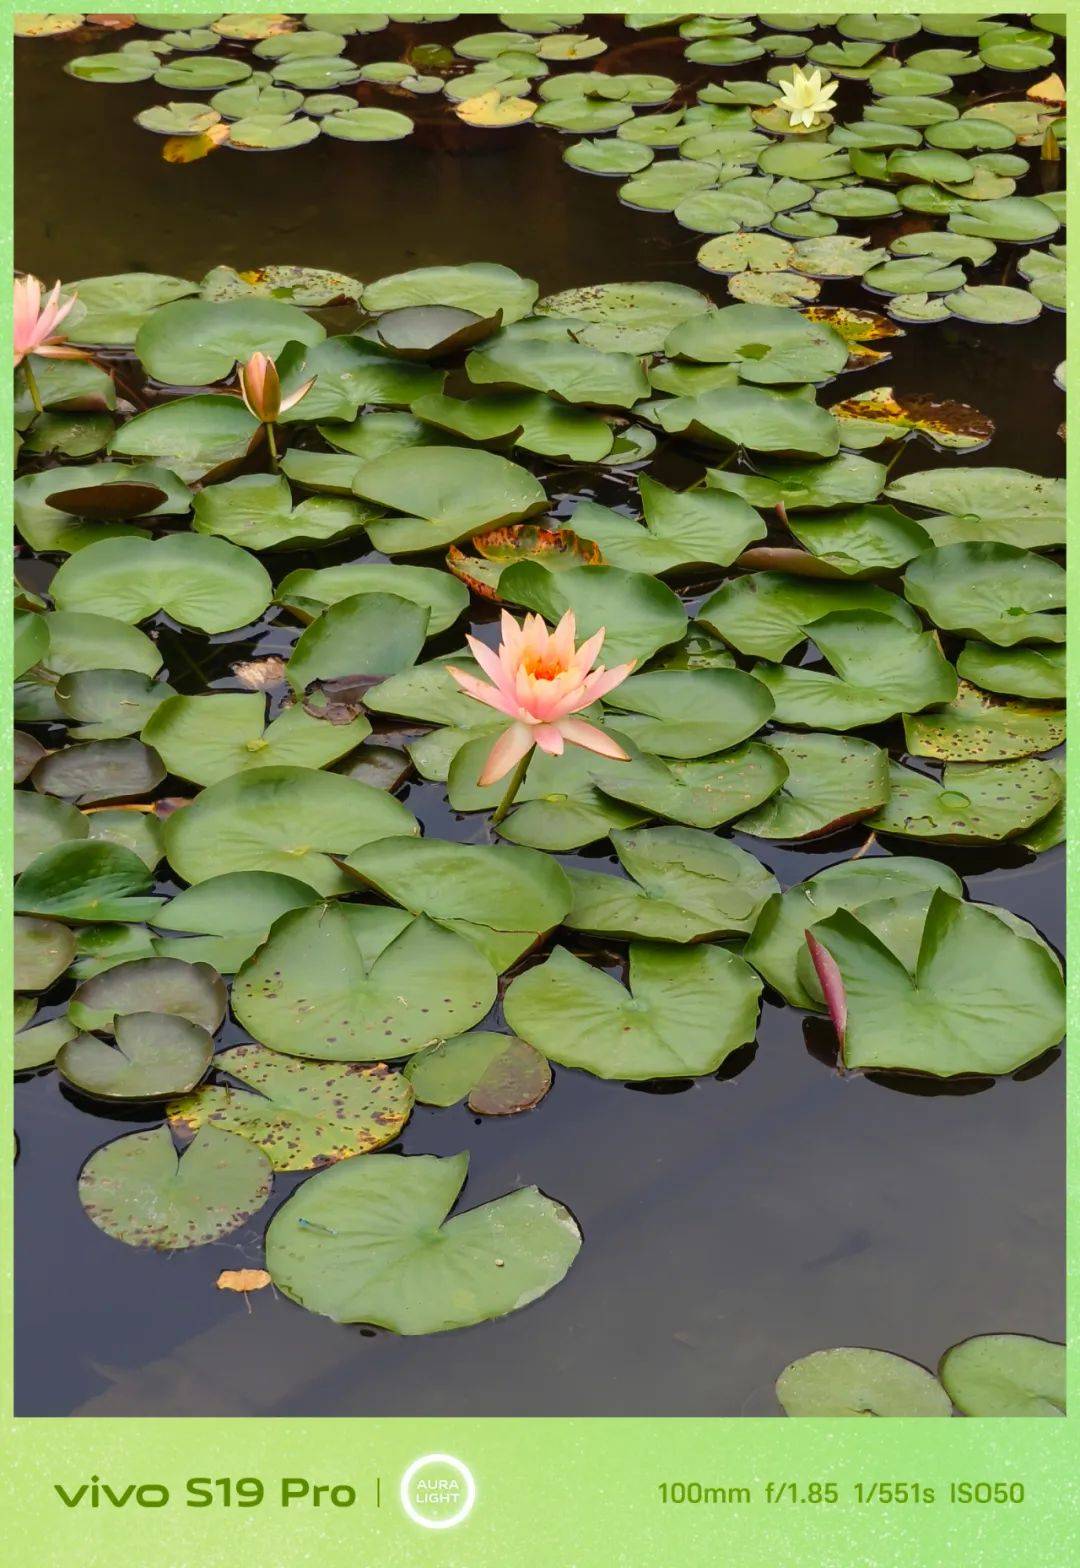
[78,1124,272,1250]
[599,668,773,757]
[652,386,841,460]
[193,473,374,552]
[466,327,651,409]
[108,395,260,483]
[568,476,764,575]
[777,1348,952,1417]
[342,836,571,973]
[15,1007,78,1073]
[33,610,166,684]
[868,758,1064,843]
[285,593,430,691]
[31,737,164,806]
[666,304,849,385]
[939,1335,1065,1417]
[619,161,716,212]
[956,642,1065,700]
[744,855,963,1008]
[168,1045,413,1170]
[136,101,223,136]
[948,195,1059,244]
[57,1012,214,1101]
[68,955,227,1035]
[354,446,547,554]
[14,916,76,992]
[807,890,1064,1075]
[885,467,1065,549]
[51,533,272,634]
[413,389,614,464]
[320,106,413,140]
[233,904,497,1061]
[67,51,160,85]
[498,562,686,665]
[943,284,1042,325]
[199,263,362,305]
[505,941,761,1079]
[163,765,418,894]
[533,281,713,355]
[404,1032,551,1115]
[698,572,917,661]
[753,610,957,730]
[142,692,369,785]
[708,452,887,512]
[565,137,654,175]
[14,841,163,924]
[904,544,1065,646]
[155,55,253,90]
[277,562,467,633]
[14,793,87,874]
[863,256,967,296]
[15,460,190,553]
[903,681,1064,762]
[565,825,778,943]
[589,740,788,830]
[152,870,320,973]
[782,504,933,577]
[736,730,889,840]
[265,1150,580,1330]
[54,669,174,741]
[135,297,324,386]
[361,263,538,325]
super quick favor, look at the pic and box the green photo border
[2,2,1076,1562]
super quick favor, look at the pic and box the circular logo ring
[399,1453,476,1530]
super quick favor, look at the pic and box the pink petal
[550,610,577,664]
[532,724,565,756]
[477,722,534,787]
[578,659,636,706]
[573,626,606,675]
[445,664,517,719]
[465,633,519,703]
[557,717,629,761]
[805,932,847,1044]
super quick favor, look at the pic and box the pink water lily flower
[14,275,82,366]
[448,610,635,787]
[238,351,314,423]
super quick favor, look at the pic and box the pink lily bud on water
[448,609,635,787]
[238,350,314,423]
[14,275,83,366]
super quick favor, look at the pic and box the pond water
[14,15,1065,1417]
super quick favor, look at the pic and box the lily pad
[57,1012,214,1101]
[939,1334,1065,1417]
[14,841,163,924]
[51,533,272,634]
[948,195,1059,244]
[956,642,1065,700]
[886,467,1065,549]
[163,765,418,894]
[142,692,369,785]
[600,668,773,757]
[68,955,226,1035]
[78,1125,272,1250]
[566,825,778,943]
[783,505,933,578]
[152,870,320,972]
[168,1045,413,1170]
[533,281,712,355]
[14,793,87,874]
[505,941,761,1079]
[15,460,191,553]
[568,476,764,574]
[698,572,917,661]
[903,681,1064,762]
[777,1348,952,1417]
[404,1032,551,1114]
[466,327,650,409]
[651,386,841,460]
[361,263,538,324]
[285,593,430,691]
[135,297,323,386]
[355,446,547,554]
[736,730,890,840]
[753,611,957,730]
[277,562,467,632]
[265,1150,580,1330]
[108,395,260,483]
[321,106,413,140]
[342,836,571,972]
[589,740,788,831]
[831,388,994,452]
[904,544,1065,646]
[666,304,848,385]
[868,758,1064,843]
[412,390,614,463]
[233,904,497,1061]
[14,916,76,992]
[193,473,374,552]
[807,890,1064,1075]
[31,737,164,806]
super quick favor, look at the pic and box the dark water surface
[14,16,1064,1417]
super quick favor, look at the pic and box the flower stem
[266,420,279,468]
[22,357,43,415]
[491,747,535,827]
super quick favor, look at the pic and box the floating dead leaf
[448,524,602,601]
[802,305,903,369]
[455,88,537,128]
[87,14,137,28]
[45,481,167,520]
[14,14,86,35]
[302,676,383,725]
[216,1268,271,1295]
[231,656,286,691]
[163,124,230,165]
[830,387,994,452]
[1028,73,1066,106]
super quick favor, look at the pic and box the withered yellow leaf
[216,1268,271,1294]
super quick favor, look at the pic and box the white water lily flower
[773,66,839,130]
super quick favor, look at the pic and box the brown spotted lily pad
[903,680,1065,763]
[405,1031,552,1114]
[802,305,904,369]
[447,524,602,600]
[168,1044,414,1171]
[830,387,994,451]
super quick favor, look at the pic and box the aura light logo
[399,1454,476,1530]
